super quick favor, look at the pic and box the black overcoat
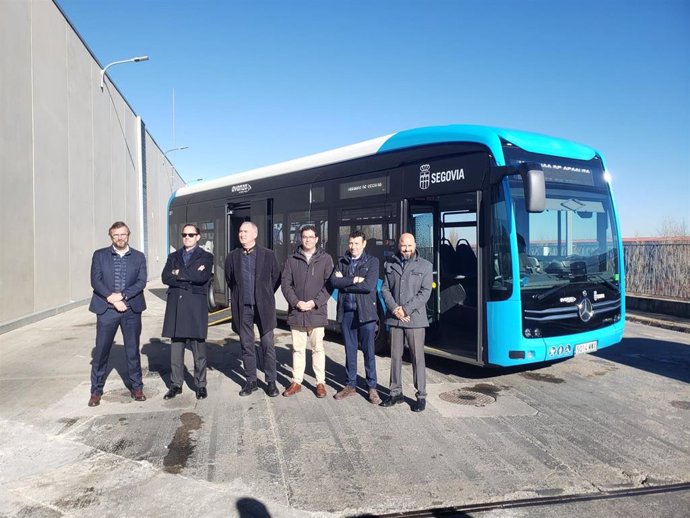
[161,246,214,340]
[224,246,281,336]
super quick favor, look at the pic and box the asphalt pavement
[1,284,689,517]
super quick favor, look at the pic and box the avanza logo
[231,183,252,194]
[419,164,465,190]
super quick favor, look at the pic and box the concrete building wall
[1,0,35,325]
[145,132,181,277]
[0,0,185,332]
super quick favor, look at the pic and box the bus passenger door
[406,196,481,363]
[405,201,440,327]
[227,203,250,253]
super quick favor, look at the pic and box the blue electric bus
[168,125,625,367]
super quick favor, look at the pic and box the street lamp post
[164,146,189,159]
[100,56,149,91]
[165,147,189,185]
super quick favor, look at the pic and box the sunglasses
[181,233,198,238]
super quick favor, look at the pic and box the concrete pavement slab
[1,285,689,516]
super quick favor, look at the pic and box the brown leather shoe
[368,388,381,405]
[131,389,146,402]
[282,382,302,397]
[315,383,327,398]
[88,393,101,407]
[334,386,356,400]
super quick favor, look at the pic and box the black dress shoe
[196,387,208,399]
[239,381,258,397]
[164,386,182,400]
[266,382,280,398]
[380,394,404,407]
[412,398,426,412]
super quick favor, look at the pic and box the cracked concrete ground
[1,284,689,517]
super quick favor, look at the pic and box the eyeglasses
[301,235,317,240]
[111,233,129,239]
[181,233,198,238]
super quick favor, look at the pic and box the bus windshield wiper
[587,273,619,291]
[533,282,570,302]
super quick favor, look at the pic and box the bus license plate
[575,341,598,355]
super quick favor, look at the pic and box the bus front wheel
[374,307,389,355]
[208,279,220,312]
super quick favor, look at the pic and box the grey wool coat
[381,252,433,328]
[161,246,214,340]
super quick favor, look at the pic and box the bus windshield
[510,182,620,296]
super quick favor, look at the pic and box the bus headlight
[524,327,542,338]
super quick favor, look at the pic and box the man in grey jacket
[280,225,334,398]
[380,233,433,412]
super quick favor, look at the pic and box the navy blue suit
[89,246,147,395]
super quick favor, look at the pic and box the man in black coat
[88,221,147,407]
[161,223,214,400]
[225,221,281,397]
[280,224,334,398]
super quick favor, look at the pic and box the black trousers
[239,305,276,384]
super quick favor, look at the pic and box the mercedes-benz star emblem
[577,297,594,322]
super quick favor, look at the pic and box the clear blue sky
[57,0,689,238]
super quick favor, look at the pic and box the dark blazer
[281,246,334,328]
[161,246,214,340]
[224,246,281,336]
[330,251,379,324]
[89,246,147,315]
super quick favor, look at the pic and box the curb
[626,314,690,334]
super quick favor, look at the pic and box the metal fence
[624,242,690,300]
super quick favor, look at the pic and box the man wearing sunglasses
[161,224,214,400]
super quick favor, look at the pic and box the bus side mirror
[519,162,545,213]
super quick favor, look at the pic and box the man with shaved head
[380,233,433,412]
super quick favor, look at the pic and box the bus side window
[272,217,286,265]
[489,183,513,301]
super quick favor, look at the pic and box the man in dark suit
[161,223,214,400]
[88,221,147,407]
[330,230,381,405]
[225,221,281,397]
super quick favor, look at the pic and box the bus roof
[175,124,599,198]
